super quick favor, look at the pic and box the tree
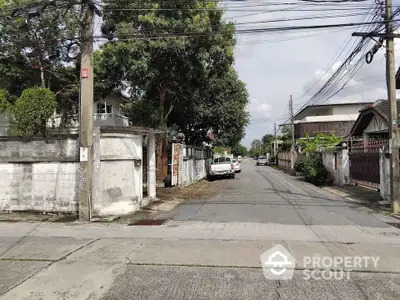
[8,87,56,136]
[261,134,274,153]
[232,144,247,157]
[249,139,262,157]
[0,0,82,123]
[98,0,249,146]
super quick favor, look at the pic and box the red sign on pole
[81,68,89,78]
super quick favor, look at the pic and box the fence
[171,143,211,187]
[278,151,298,170]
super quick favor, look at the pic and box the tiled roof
[361,99,400,122]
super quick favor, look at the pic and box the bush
[295,153,328,185]
[10,87,56,136]
[294,154,309,173]
[304,155,328,185]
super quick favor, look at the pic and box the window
[96,102,112,114]
[213,157,231,163]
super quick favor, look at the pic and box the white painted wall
[364,114,388,133]
[0,129,155,217]
[379,149,390,201]
[331,104,366,115]
[321,149,349,186]
[296,104,367,122]
[92,132,143,216]
[0,113,10,136]
[175,144,208,187]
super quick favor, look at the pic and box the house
[48,92,130,131]
[349,99,400,141]
[0,92,130,136]
[346,99,398,191]
[280,99,373,140]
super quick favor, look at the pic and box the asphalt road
[1,159,400,300]
[171,159,389,227]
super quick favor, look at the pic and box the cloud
[247,98,272,119]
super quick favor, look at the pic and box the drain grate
[128,219,169,226]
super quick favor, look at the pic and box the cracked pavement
[1,159,400,299]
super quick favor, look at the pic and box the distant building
[280,99,373,140]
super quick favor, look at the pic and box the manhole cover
[128,219,169,226]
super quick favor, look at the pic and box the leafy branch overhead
[97,0,249,146]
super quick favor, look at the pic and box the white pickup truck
[207,156,235,180]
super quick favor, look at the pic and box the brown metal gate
[349,140,387,189]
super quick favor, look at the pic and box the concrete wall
[278,151,297,170]
[0,136,80,212]
[321,149,349,186]
[379,149,390,201]
[174,144,208,187]
[0,128,150,216]
[92,130,143,216]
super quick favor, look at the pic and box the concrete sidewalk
[323,185,394,213]
[1,222,400,299]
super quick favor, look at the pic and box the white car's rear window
[213,157,232,163]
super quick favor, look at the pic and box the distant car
[257,156,268,166]
[232,158,241,173]
[237,156,242,162]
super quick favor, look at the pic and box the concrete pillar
[363,132,369,152]
[91,126,101,216]
[147,133,156,198]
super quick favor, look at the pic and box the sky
[224,0,400,148]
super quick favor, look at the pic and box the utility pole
[79,3,95,221]
[289,95,295,170]
[352,0,400,213]
[273,122,277,156]
[386,0,400,213]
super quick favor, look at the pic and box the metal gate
[349,140,387,189]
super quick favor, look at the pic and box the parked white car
[232,158,241,173]
[208,156,235,180]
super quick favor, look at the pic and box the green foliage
[249,139,262,157]
[212,146,231,154]
[9,87,56,136]
[98,0,249,146]
[0,1,81,124]
[0,89,11,112]
[232,144,247,157]
[297,131,342,153]
[295,153,328,185]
